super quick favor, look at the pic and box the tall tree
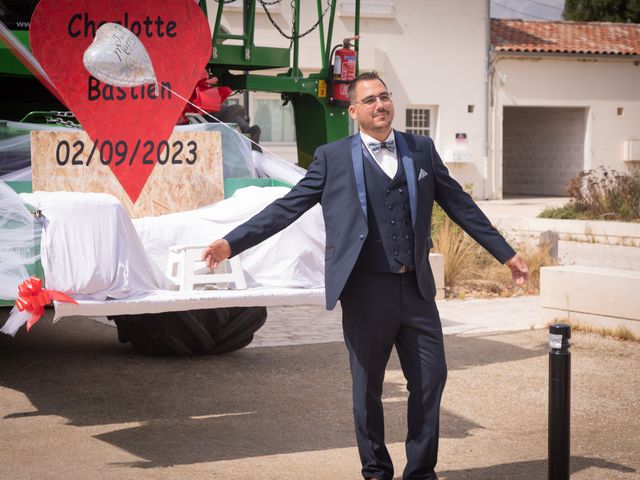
[563,0,640,23]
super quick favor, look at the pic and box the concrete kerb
[477,197,640,337]
[540,265,640,336]
[491,216,640,246]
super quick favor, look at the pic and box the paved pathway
[251,295,542,348]
[476,196,568,219]
[250,196,563,349]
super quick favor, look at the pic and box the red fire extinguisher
[330,36,359,107]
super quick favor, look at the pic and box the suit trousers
[340,269,447,480]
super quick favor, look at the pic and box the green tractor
[0,0,361,353]
[1,0,360,167]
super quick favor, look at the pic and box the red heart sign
[29,0,212,203]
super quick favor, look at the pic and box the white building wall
[208,0,491,197]
[491,55,640,198]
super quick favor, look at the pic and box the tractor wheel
[108,306,267,356]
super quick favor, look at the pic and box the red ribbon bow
[15,277,78,332]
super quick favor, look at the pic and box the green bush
[539,167,640,221]
[539,203,582,219]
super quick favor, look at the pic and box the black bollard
[548,323,571,480]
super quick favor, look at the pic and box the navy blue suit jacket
[225,130,516,309]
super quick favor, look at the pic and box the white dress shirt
[360,130,398,179]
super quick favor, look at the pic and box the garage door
[503,106,586,196]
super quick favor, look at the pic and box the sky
[490,0,565,20]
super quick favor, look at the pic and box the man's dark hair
[347,71,388,104]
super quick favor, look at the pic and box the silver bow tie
[368,140,395,154]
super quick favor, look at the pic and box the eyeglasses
[353,92,393,108]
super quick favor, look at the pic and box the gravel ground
[0,312,638,480]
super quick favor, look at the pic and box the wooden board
[31,130,223,218]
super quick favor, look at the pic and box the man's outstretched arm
[202,148,327,269]
[427,137,529,285]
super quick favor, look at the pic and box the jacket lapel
[350,133,368,221]
[394,131,418,226]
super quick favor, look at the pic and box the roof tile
[491,18,640,56]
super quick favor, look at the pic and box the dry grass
[432,209,555,298]
[547,320,639,342]
[432,215,479,288]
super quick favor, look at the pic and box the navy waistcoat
[354,146,415,273]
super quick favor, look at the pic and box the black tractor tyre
[108,306,267,356]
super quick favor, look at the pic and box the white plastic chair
[165,244,247,291]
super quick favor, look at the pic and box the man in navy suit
[203,72,529,480]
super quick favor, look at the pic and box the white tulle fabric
[0,182,36,297]
[1,186,325,327]
[0,183,39,335]
[251,150,306,186]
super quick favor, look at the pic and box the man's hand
[202,239,231,270]
[506,253,529,286]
